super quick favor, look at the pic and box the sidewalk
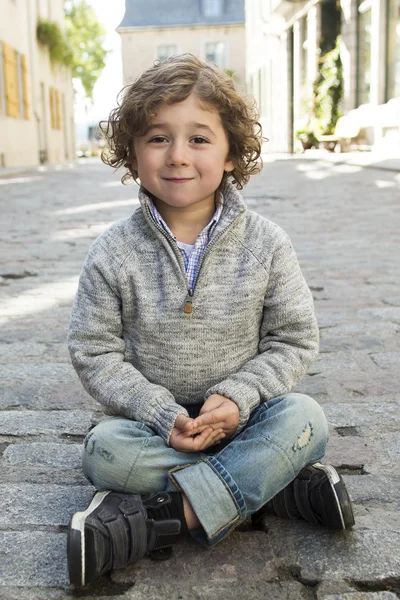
[298,149,400,172]
[0,157,399,599]
[0,157,99,179]
[262,149,400,173]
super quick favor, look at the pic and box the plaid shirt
[150,199,223,291]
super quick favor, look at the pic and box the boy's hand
[169,414,225,453]
[191,394,240,438]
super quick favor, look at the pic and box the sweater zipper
[183,288,194,314]
[144,202,244,314]
[184,212,245,312]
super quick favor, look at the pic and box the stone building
[246,0,400,153]
[0,0,75,168]
[117,0,246,88]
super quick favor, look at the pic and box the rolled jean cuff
[168,456,246,547]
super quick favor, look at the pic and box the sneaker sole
[313,463,355,529]
[67,491,111,587]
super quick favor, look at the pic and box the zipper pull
[184,289,193,314]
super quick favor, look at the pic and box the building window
[357,1,372,105]
[49,87,55,128]
[157,45,177,62]
[21,54,30,119]
[49,86,62,130]
[205,42,225,69]
[258,68,263,113]
[202,0,223,18]
[2,42,19,118]
[1,41,29,119]
[386,0,400,99]
[300,16,308,87]
[0,43,6,115]
[16,53,30,119]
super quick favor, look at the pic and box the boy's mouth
[163,177,194,182]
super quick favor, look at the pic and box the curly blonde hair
[100,54,264,190]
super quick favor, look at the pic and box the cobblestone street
[0,157,399,600]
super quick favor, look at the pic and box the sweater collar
[149,195,223,243]
[138,179,247,233]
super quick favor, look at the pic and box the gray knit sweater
[68,180,319,444]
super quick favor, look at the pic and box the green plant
[313,37,343,135]
[64,0,108,100]
[295,122,319,150]
[37,18,73,66]
[296,129,319,145]
[294,108,319,149]
[294,37,343,149]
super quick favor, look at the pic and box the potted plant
[296,127,319,151]
[295,113,320,151]
[294,37,343,153]
[313,38,343,144]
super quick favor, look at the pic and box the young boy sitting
[67,54,354,587]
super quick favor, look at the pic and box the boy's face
[132,92,234,212]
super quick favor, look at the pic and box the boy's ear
[224,157,235,173]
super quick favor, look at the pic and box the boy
[67,54,354,587]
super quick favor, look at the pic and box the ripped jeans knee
[252,392,329,472]
[286,393,329,466]
[292,421,314,452]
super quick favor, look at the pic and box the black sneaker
[252,463,355,530]
[67,491,182,587]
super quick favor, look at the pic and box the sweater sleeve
[205,231,319,433]
[67,240,188,445]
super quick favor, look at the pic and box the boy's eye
[149,136,168,143]
[147,135,209,144]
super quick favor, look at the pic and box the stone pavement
[0,157,399,600]
[281,149,400,174]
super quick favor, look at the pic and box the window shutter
[55,89,59,129]
[55,88,62,129]
[21,54,30,120]
[49,86,55,129]
[3,42,19,118]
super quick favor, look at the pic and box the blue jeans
[82,393,328,547]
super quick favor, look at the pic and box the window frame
[0,43,6,116]
[385,0,400,100]
[16,52,25,119]
[21,54,30,120]
[204,40,226,70]
[3,41,20,118]
[156,44,178,62]
[202,0,223,18]
[356,1,372,106]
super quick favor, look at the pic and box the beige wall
[0,0,75,167]
[248,0,400,153]
[119,24,246,89]
[245,0,293,152]
[245,0,266,105]
[0,0,37,165]
[245,0,271,147]
[341,0,361,112]
[338,0,399,149]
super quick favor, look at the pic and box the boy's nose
[166,143,189,166]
